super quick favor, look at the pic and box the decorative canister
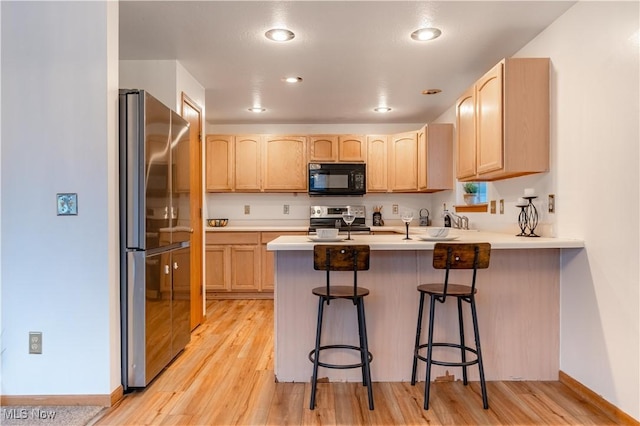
[373,212,384,226]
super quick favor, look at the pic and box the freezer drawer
[124,245,191,389]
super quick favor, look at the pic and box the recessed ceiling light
[422,89,442,95]
[248,107,266,113]
[410,27,442,42]
[265,28,295,42]
[374,107,392,113]
[282,76,303,83]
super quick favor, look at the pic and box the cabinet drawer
[206,232,259,245]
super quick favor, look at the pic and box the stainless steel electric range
[308,205,370,235]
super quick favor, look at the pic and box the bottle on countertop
[443,203,451,227]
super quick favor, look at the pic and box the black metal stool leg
[356,298,366,386]
[357,298,374,410]
[310,297,326,410]
[470,295,489,409]
[424,295,437,410]
[411,292,426,385]
[457,296,468,385]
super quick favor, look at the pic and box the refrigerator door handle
[126,93,145,249]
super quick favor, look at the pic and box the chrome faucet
[443,205,469,230]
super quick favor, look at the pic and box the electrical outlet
[29,332,42,354]
[283,204,290,214]
[392,204,398,215]
[490,200,496,214]
[548,194,555,213]
[499,199,504,214]
[244,205,250,215]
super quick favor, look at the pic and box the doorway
[181,92,204,329]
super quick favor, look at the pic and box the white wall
[119,60,177,111]
[517,2,639,419]
[0,1,120,397]
[119,59,205,115]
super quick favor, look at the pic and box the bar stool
[309,245,374,410]
[411,242,491,410]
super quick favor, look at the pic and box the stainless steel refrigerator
[119,89,192,390]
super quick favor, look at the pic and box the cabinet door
[205,135,234,191]
[309,135,338,162]
[456,86,477,180]
[476,61,504,175]
[205,245,229,291]
[418,126,428,191]
[424,123,454,191]
[263,136,307,191]
[235,135,262,191]
[230,245,260,291]
[338,135,366,162]
[260,232,306,291]
[388,132,418,191]
[366,135,388,192]
[261,244,275,292]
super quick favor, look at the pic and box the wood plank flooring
[95,300,626,425]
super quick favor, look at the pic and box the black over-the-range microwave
[308,162,366,196]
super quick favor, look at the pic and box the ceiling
[119,1,575,126]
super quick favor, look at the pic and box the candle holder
[516,205,528,236]
[524,196,540,237]
[516,196,540,237]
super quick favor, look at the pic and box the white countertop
[267,230,584,251]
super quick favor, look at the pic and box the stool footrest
[414,342,479,368]
[309,345,374,370]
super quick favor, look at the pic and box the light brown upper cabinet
[338,135,366,162]
[456,86,477,180]
[205,135,234,191]
[205,134,261,192]
[308,135,366,162]
[419,123,454,191]
[456,57,549,181]
[366,135,388,192]
[388,131,419,191]
[234,135,262,191]
[263,135,307,191]
[309,135,338,162]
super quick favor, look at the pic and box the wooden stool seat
[411,242,491,411]
[312,286,370,298]
[309,245,374,411]
[417,283,476,297]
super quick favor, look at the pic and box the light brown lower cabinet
[206,231,305,299]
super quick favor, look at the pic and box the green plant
[462,182,479,193]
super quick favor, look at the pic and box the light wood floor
[95,299,624,425]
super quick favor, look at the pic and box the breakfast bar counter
[267,231,583,383]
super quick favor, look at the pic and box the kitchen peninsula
[267,231,583,383]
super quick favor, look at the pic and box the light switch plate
[57,193,78,215]
[490,200,496,214]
